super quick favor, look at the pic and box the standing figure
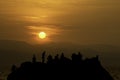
[42,51,46,63]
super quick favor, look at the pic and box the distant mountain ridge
[0,40,120,72]
[0,40,33,51]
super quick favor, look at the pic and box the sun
[39,32,47,39]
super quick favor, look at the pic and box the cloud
[27,25,61,36]
[0,0,120,45]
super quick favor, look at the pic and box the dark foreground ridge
[7,52,114,80]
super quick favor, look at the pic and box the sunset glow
[39,32,47,39]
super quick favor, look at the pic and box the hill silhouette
[7,52,114,80]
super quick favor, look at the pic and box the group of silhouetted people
[7,51,114,80]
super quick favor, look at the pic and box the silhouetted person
[72,53,77,64]
[47,55,53,64]
[7,52,114,80]
[71,52,83,64]
[78,52,83,61]
[54,54,59,64]
[60,53,65,59]
[42,51,46,63]
[32,54,36,63]
[59,53,71,64]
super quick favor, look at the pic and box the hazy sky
[0,0,120,45]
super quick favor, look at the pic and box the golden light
[39,32,47,39]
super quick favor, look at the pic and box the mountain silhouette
[7,52,114,80]
[0,40,120,73]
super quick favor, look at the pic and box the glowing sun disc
[39,32,46,39]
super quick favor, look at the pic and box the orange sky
[0,0,120,45]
